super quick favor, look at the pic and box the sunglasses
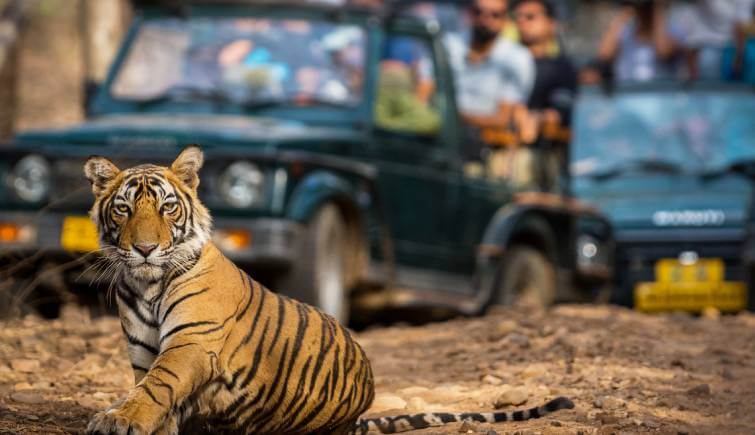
[514,12,544,21]
[471,6,506,19]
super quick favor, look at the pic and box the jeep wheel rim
[317,218,345,321]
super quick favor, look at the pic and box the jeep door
[363,25,463,289]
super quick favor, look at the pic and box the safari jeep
[0,0,612,323]
[572,83,755,313]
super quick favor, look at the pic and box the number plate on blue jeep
[635,258,747,312]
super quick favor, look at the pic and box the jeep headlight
[577,234,607,273]
[219,161,265,208]
[10,155,51,203]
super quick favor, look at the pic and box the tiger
[83,146,574,435]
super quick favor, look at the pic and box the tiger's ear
[84,156,120,197]
[171,145,204,190]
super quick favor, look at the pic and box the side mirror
[83,79,100,116]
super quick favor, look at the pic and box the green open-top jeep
[0,0,612,323]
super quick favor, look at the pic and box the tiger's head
[84,146,212,283]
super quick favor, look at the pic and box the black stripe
[545,396,574,412]
[512,410,525,421]
[117,290,158,328]
[160,342,196,355]
[160,287,209,323]
[238,317,271,390]
[245,314,305,432]
[252,338,290,413]
[459,413,486,422]
[229,288,267,367]
[216,384,267,426]
[167,266,212,295]
[124,331,158,355]
[160,321,216,344]
[137,384,164,407]
[276,355,313,429]
[235,271,255,321]
[146,373,175,405]
[131,364,148,372]
[184,306,237,339]
[266,293,286,356]
[152,365,179,381]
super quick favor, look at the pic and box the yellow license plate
[635,258,747,312]
[60,216,100,252]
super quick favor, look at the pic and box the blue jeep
[572,83,755,312]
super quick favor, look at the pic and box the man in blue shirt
[446,0,535,132]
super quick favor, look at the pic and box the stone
[406,397,429,411]
[507,333,530,348]
[493,387,529,408]
[425,385,467,402]
[93,391,115,401]
[520,366,545,379]
[371,393,407,412]
[76,397,105,410]
[550,420,562,427]
[10,391,44,404]
[539,325,555,337]
[687,384,710,396]
[58,336,87,356]
[597,412,620,425]
[13,382,33,391]
[459,420,480,433]
[482,374,503,386]
[496,320,518,337]
[397,386,429,396]
[56,359,74,372]
[701,306,720,320]
[603,396,626,409]
[593,397,604,409]
[722,368,735,380]
[10,359,40,373]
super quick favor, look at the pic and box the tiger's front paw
[86,408,149,435]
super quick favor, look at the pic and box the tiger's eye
[163,202,178,214]
[115,204,130,214]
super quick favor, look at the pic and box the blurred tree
[79,0,131,83]
[0,0,26,140]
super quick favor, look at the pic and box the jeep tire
[495,245,556,309]
[278,203,349,324]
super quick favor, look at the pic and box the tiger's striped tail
[350,396,574,434]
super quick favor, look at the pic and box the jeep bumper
[0,212,303,269]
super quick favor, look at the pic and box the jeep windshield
[111,17,366,109]
[571,86,755,179]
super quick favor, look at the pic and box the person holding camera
[597,0,684,82]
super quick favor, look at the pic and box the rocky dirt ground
[0,304,753,435]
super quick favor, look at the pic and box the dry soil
[0,304,754,434]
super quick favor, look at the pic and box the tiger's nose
[133,243,158,258]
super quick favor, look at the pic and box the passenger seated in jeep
[446,0,539,186]
[374,61,440,135]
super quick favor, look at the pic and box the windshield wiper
[241,96,350,111]
[700,158,755,180]
[586,158,684,181]
[133,86,234,107]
